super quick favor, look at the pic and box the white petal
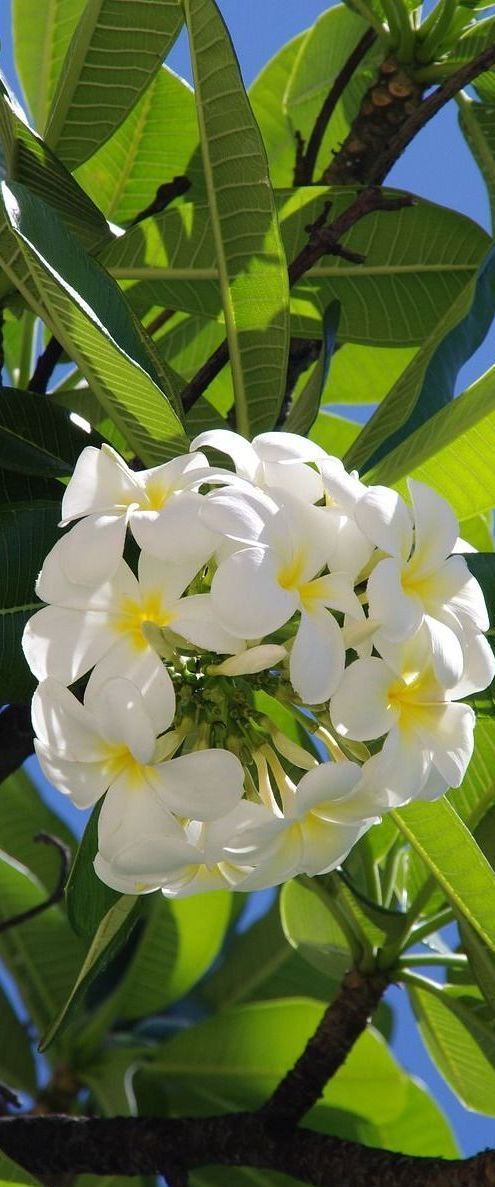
[172,593,245,654]
[148,749,244,820]
[423,615,464,686]
[93,853,161,895]
[356,486,413,559]
[294,760,362,815]
[414,702,475,787]
[408,478,458,575]
[23,605,113,683]
[89,678,156,764]
[367,557,423,641]
[140,451,209,495]
[34,740,109,808]
[254,432,326,464]
[190,429,260,481]
[57,513,128,586]
[200,489,273,545]
[32,678,102,757]
[451,631,495,698]
[301,816,368,876]
[356,734,431,810]
[305,572,362,618]
[131,492,216,566]
[262,461,324,504]
[84,639,175,735]
[326,512,373,579]
[137,550,201,604]
[97,769,189,865]
[447,558,490,633]
[211,547,297,638]
[319,457,365,513]
[61,445,139,524]
[330,657,398,740]
[209,644,286,675]
[36,542,138,610]
[290,608,345,703]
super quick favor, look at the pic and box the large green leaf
[141,999,408,1125]
[40,895,142,1051]
[66,803,120,940]
[203,901,338,1010]
[280,878,351,979]
[183,0,290,435]
[75,66,202,224]
[104,189,489,347]
[322,342,416,404]
[309,410,361,456]
[0,1151,42,1186]
[0,766,75,892]
[0,388,102,477]
[0,850,87,1052]
[409,980,495,1113]
[284,302,339,434]
[0,982,37,1095]
[249,33,306,187]
[459,96,495,230]
[283,5,383,181]
[394,798,495,953]
[44,0,183,169]
[12,0,86,130]
[117,891,232,1019]
[2,181,188,464]
[0,502,60,701]
[365,364,495,519]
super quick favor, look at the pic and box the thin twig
[28,338,63,394]
[0,834,70,934]
[127,176,191,229]
[368,41,495,183]
[294,28,377,184]
[1,1112,495,1185]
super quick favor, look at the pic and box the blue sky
[2,0,495,1159]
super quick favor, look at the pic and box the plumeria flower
[32,675,246,886]
[191,428,326,503]
[57,444,217,585]
[201,487,362,703]
[357,479,488,685]
[23,545,242,686]
[318,457,373,579]
[95,804,259,897]
[330,627,494,798]
[223,749,377,890]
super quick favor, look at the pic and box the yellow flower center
[144,479,171,511]
[114,590,172,651]
[100,742,149,786]
[277,551,325,610]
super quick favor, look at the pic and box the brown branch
[1,1113,495,1185]
[368,42,495,184]
[127,176,191,228]
[0,834,70,934]
[294,28,377,185]
[261,968,389,1125]
[28,338,63,394]
[180,189,413,415]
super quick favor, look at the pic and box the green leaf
[79,1044,150,1115]
[117,890,233,1019]
[283,5,384,180]
[364,364,495,519]
[12,0,86,131]
[0,502,60,701]
[183,0,290,436]
[0,1151,42,1186]
[249,33,306,187]
[0,388,103,477]
[0,850,87,1051]
[141,999,408,1125]
[280,878,351,978]
[393,798,495,953]
[322,342,417,404]
[0,982,37,1095]
[2,181,188,465]
[203,898,338,1009]
[284,302,340,434]
[309,410,361,457]
[75,66,201,224]
[40,895,141,1051]
[105,189,489,348]
[409,979,495,1113]
[66,803,120,940]
[44,0,183,169]
[459,96,495,230]
[0,766,75,891]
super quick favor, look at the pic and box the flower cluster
[23,430,495,898]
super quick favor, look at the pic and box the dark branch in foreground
[294,28,377,185]
[0,704,34,781]
[2,1113,495,1186]
[261,968,389,1124]
[28,338,63,394]
[127,176,191,228]
[0,834,70,934]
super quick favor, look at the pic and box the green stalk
[396,951,468,969]
[416,0,458,61]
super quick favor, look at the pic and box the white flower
[58,444,216,584]
[329,628,488,796]
[191,428,326,503]
[318,457,373,579]
[201,487,362,703]
[358,479,489,685]
[33,675,245,887]
[223,750,377,890]
[23,546,242,685]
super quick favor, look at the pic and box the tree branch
[127,176,191,228]
[28,338,63,394]
[294,28,377,185]
[1,1113,495,1185]
[0,704,34,782]
[180,189,413,415]
[0,834,70,934]
[261,968,389,1125]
